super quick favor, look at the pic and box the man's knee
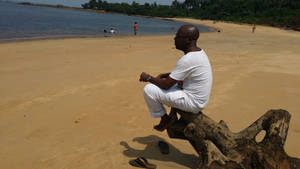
[143,83,157,96]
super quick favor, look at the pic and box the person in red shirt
[134,22,138,35]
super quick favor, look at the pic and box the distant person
[109,28,116,35]
[134,22,138,35]
[252,24,256,33]
[103,29,109,37]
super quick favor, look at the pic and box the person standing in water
[134,22,138,35]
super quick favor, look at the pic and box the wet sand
[0,19,299,169]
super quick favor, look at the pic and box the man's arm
[156,73,171,79]
[139,72,177,90]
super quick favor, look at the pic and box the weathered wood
[166,108,300,169]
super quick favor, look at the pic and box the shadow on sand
[120,135,199,168]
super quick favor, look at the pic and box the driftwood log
[167,108,300,169]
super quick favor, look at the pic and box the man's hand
[156,73,170,79]
[139,72,151,82]
[139,72,177,90]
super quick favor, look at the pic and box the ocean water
[6,0,185,7]
[0,2,212,42]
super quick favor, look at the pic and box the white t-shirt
[109,29,115,34]
[169,50,212,109]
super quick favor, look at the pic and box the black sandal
[129,157,157,169]
[158,141,169,154]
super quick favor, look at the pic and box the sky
[7,0,184,7]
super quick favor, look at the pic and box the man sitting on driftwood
[139,25,213,131]
[139,25,300,169]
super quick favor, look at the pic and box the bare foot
[154,114,177,132]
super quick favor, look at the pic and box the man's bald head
[174,25,200,52]
[178,25,199,41]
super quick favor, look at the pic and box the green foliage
[81,0,300,30]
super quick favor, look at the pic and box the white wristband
[146,75,151,82]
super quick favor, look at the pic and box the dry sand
[0,19,299,169]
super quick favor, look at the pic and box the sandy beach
[0,19,299,169]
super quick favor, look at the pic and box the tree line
[82,0,300,30]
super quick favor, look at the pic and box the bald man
[139,25,212,131]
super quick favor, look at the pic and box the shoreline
[0,30,217,44]
[2,1,295,44]
[0,2,217,44]
[16,2,106,14]
[1,1,216,43]
[15,1,300,32]
[0,34,172,44]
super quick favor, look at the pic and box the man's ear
[185,37,193,44]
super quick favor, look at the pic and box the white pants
[143,84,201,118]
